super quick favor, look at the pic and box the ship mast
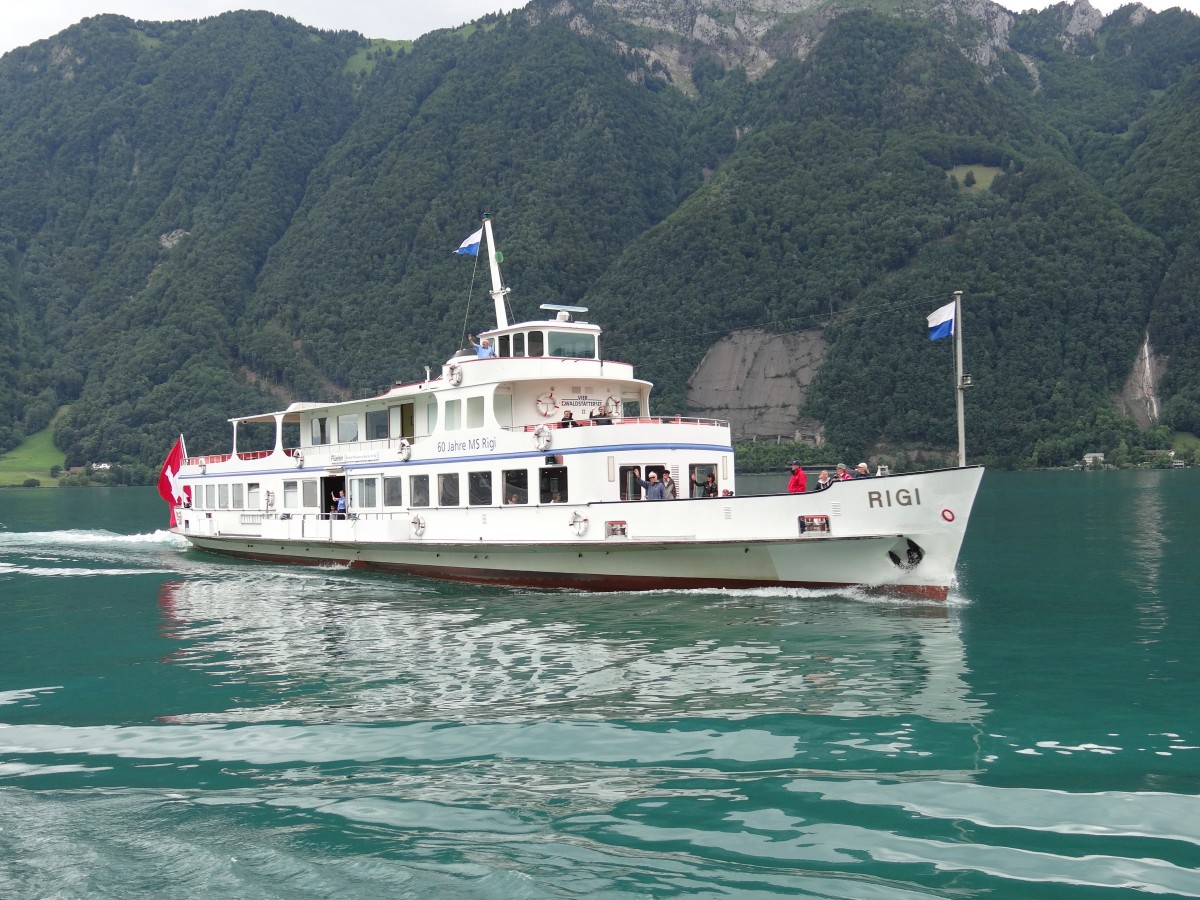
[954,290,971,468]
[481,217,509,329]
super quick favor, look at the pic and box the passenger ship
[165,219,983,599]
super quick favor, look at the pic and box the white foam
[0,528,188,548]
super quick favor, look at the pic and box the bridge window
[337,414,358,443]
[549,331,596,359]
[528,331,544,357]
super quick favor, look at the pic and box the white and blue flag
[927,301,955,341]
[455,228,483,256]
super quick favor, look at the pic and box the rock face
[530,0,1124,89]
[686,328,826,440]
[1117,331,1164,430]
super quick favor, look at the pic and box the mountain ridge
[0,0,1197,472]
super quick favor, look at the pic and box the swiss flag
[157,435,191,527]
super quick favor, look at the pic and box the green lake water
[1,471,1198,897]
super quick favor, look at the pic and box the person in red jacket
[787,461,807,493]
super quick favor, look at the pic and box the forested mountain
[0,0,1197,471]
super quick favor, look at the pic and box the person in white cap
[854,462,873,478]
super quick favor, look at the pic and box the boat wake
[0,528,196,578]
[0,528,188,548]
[557,584,970,608]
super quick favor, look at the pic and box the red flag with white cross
[157,435,191,527]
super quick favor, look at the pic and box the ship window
[528,331,544,357]
[467,396,484,428]
[539,466,568,503]
[231,484,244,509]
[494,393,513,427]
[468,471,492,505]
[283,480,299,508]
[503,469,528,504]
[513,333,525,356]
[218,484,229,509]
[688,464,717,498]
[498,335,510,357]
[410,475,429,507]
[204,484,215,508]
[383,477,403,507]
[549,331,596,359]
[366,409,388,441]
[426,402,438,434]
[352,477,378,509]
[338,414,359,443]
[311,416,329,445]
[621,398,641,418]
[445,399,461,431]
[390,403,414,439]
[619,466,650,500]
[438,473,460,506]
[247,483,260,509]
[302,479,319,508]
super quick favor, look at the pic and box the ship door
[322,474,347,518]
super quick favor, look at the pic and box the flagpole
[954,290,967,468]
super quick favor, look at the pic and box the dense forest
[0,0,1197,473]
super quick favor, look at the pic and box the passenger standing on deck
[836,463,852,481]
[468,334,495,358]
[633,469,667,500]
[854,462,873,478]
[331,490,348,519]
[661,472,677,499]
[815,470,832,490]
[787,461,807,493]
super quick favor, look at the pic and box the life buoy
[447,364,463,386]
[398,438,411,461]
[535,391,557,417]
[411,515,426,536]
[533,425,552,451]
[569,511,589,537]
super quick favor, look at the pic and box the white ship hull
[177,466,982,599]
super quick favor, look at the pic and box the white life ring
[535,391,557,417]
[410,515,426,536]
[533,425,551,451]
[447,364,463,386]
[569,511,589,537]
[398,438,411,461]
